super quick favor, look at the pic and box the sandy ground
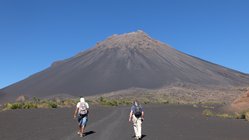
[0,105,249,140]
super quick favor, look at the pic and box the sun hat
[80,97,85,103]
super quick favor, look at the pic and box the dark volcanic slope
[2,31,249,100]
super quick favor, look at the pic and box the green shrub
[98,97,120,106]
[119,100,131,105]
[107,100,118,106]
[99,97,105,102]
[61,99,77,107]
[10,103,23,109]
[48,102,58,108]
[37,103,49,108]
[202,109,214,117]
[32,97,40,102]
[232,113,245,119]
[216,113,235,119]
[143,101,150,104]
[4,103,13,110]
[245,112,249,121]
[163,101,169,104]
[24,102,38,109]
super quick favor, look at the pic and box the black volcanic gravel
[1,105,249,140]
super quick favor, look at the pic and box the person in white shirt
[74,97,89,137]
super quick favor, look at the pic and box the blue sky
[0,0,249,88]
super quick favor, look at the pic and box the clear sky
[0,0,249,89]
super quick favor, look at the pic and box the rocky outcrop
[230,88,249,112]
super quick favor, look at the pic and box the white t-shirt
[77,102,89,109]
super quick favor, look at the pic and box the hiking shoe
[135,136,142,140]
[80,133,86,137]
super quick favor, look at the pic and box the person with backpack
[129,100,144,140]
[73,97,89,137]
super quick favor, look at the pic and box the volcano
[1,31,249,102]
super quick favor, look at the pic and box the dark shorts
[77,114,88,127]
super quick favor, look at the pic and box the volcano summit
[1,31,249,103]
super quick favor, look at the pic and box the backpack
[134,105,142,118]
[78,102,88,115]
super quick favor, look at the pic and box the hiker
[73,97,89,137]
[129,100,144,140]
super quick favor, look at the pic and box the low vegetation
[1,94,227,112]
[1,95,186,111]
[97,96,132,106]
[2,98,79,111]
[202,109,247,120]
[1,96,135,111]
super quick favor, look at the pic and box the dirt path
[1,105,249,140]
[63,107,134,140]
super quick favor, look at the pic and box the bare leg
[81,125,85,134]
[77,125,82,134]
[80,117,87,136]
[77,125,84,137]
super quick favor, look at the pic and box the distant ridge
[1,30,249,103]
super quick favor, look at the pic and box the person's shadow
[84,131,96,137]
[132,134,147,139]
